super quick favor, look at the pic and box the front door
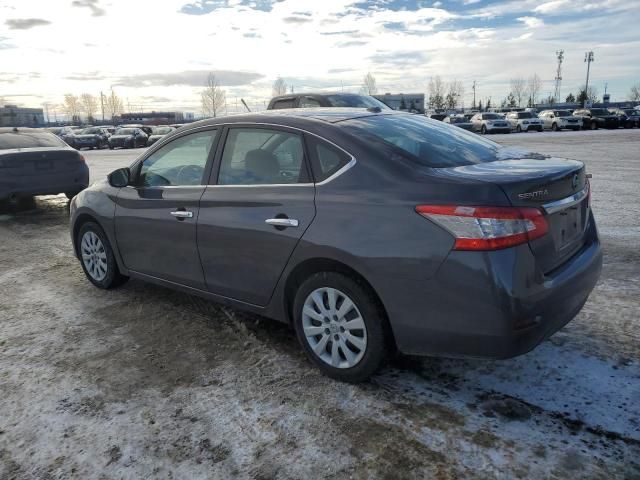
[114,128,218,289]
[198,126,316,306]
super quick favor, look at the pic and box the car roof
[0,127,49,134]
[182,108,402,129]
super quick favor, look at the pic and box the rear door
[197,125,315,306]
[114,127,219,289]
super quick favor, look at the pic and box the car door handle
[265,218,299,228]
[170,210,193,219]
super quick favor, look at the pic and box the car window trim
[127,126,221,189]
[203,122,356,187]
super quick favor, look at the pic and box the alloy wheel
[81,231,108,281]
[301,287,367,369]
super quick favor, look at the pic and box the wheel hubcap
[302,287,367,369]
[81,231,108,281]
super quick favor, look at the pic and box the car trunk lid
[0,148,84,175]
[443,155,589,273]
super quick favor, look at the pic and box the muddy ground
[1,129,639,479]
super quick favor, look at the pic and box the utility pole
[44,103,50,124]
[553,49,564,102]
[100,91,105,122]
[472,80,476,109]
[584,51,594,107]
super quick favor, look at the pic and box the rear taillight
[78,154,85,162]
[416,205,548,251]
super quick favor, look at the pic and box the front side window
[138,130,216,187]
[218,128,308,185]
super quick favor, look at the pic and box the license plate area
[549,198,588,251]
[35,160,53,171]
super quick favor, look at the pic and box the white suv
[470,113,511,134]
[505,111,543,132]
[539,110,582,131]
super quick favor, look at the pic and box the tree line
[55,89,124,124]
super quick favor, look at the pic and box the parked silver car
[539,110,582,131]
[505,111,543,132]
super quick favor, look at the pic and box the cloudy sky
[1,0,638,117]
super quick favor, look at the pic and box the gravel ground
[1,129,639,479]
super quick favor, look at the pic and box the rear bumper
[0,164,89,199]
[377,214,602,358]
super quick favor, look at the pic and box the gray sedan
[1,127,89,204]
[70,109,602,382]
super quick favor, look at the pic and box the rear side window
[300,97,321,108]
[271,98,296,109]
[0,131,66,150]
[340,114,502,168]
[306,135,351,182]
[218,128,309,185]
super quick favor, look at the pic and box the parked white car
[470,113,511,134]
[539,110,582,131]
[505,111,543,132]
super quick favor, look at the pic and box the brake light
[78,154,85,162]
[416,205,548,251]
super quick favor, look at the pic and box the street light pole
[584,51,594,107]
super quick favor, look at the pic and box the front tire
[590,121,598,130]
[481,125,487,134]
[552,122,559,131]
[293,272,388,383]
[77,222,128,289]
[516,125,522,133]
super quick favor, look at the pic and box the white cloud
[518,16,544,28]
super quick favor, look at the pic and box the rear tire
[552,123,559,131]
[293,272,388,383]
[77,222,128,289]
[481,125,487,134]
[590,121,598,130]
[516,125,522,133]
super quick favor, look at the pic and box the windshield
[115,128,135,135]
[81,128,101,134]
[590,109,609,115]
[152,127,172,135]
[483,114,500,120]
[0,131,67,150]
[325,94,389,109]
[517,112,533,119]
[340,114,508,168]
[554,111,571,117]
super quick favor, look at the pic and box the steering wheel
[175,164,204,185]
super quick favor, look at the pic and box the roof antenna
[240,98,251,112]
[366,106,381,113]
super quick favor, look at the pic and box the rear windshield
[0,131,66,150]
[340,114,504,168]
[325,95,388,109]
[116,128,136,135]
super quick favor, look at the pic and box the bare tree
[629,83,640,102]
[62,94,81,123]
[445,79,465,109]
[105,89,124,120]
[510,78,526,107]
[80,93,98,123]
[201,73,226,118]
[527,74,542,106]
[361,72,378,95]
[272,77,288,97]
[428,75,446,109]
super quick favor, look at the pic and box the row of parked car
[46,124,181,150]
[439,107,640,134]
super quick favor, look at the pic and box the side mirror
[108,167,130,188]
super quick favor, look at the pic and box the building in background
[0,105,45,127]
[373,93,425,113]
[117,111,186,125]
